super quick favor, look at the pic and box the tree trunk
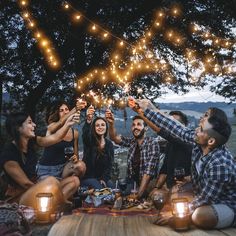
[25,70,56,117]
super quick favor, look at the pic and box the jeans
[81,178,115,189]
[37,164,65,180]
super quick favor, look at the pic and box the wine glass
[64,146,74,161]
[152,192,165,213]
[174,167,185,181]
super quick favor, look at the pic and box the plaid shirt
[120,136,160,181]
[144,108,236,213]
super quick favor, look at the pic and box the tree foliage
[1,0,236,116]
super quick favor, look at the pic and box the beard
[132,128,145,139]
[194,135,199,143]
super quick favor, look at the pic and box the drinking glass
[152,192,165,212]
[64,146,74,161]
[174,167,185,181]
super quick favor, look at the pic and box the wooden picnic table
[48,213,236,236]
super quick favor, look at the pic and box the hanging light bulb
[214,39,220,45]
[103,32,109,39]
[155,21,161,27]
[20,0,27,6]
[29,21,35,28]
[119,41,124,47]
[23,12,29,18]
[41,40,48,47]
[64,3,69,9]
[92,24,97,31]
[204,32,210,39]
[35,32,42,38]
[74,14,81,21]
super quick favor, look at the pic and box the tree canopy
[1,0,236,115]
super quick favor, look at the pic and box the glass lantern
[171,198,190,231]
[36,193,53,224]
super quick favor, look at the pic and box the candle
[115,180,118,189]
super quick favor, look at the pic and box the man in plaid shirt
[128,98,236,229]
[105,110,160,199]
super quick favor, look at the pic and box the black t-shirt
[132,144,141,184]
[159,129,192,188]
[40,128,75,166]
[0,142,38,187]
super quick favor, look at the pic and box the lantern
[171,198,190,231]
[36,193,53,224]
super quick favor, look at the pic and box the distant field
[227,124,236,157]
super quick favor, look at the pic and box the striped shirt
[120,136,160,182]
[144,108,236,213]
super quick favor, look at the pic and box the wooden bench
[48,213,236,236]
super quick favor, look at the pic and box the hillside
[158,102,236,118]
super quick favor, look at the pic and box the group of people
[0,97,235,230]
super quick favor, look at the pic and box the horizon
[155,86,233,104]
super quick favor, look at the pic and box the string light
[19,0,236,100]
[28,21,35,28]
[74,14,81,21]
[103,32,109,39]
[18,0,60,69]
[91,24,97,31]
[64,3,70,9]
[23,11,29,18]
[20,0,27,6]
[155,21,161,27]
[119,41,124,47]
[35,32,41,38]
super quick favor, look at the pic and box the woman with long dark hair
[37,100,86,182]
[81,106,114,189]
[0,111,80,210]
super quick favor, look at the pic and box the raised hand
[105,109,114,124]
[76,99,87,111]
[127,97,137,110]
[66,112,80,126]
[86,105,95,123]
